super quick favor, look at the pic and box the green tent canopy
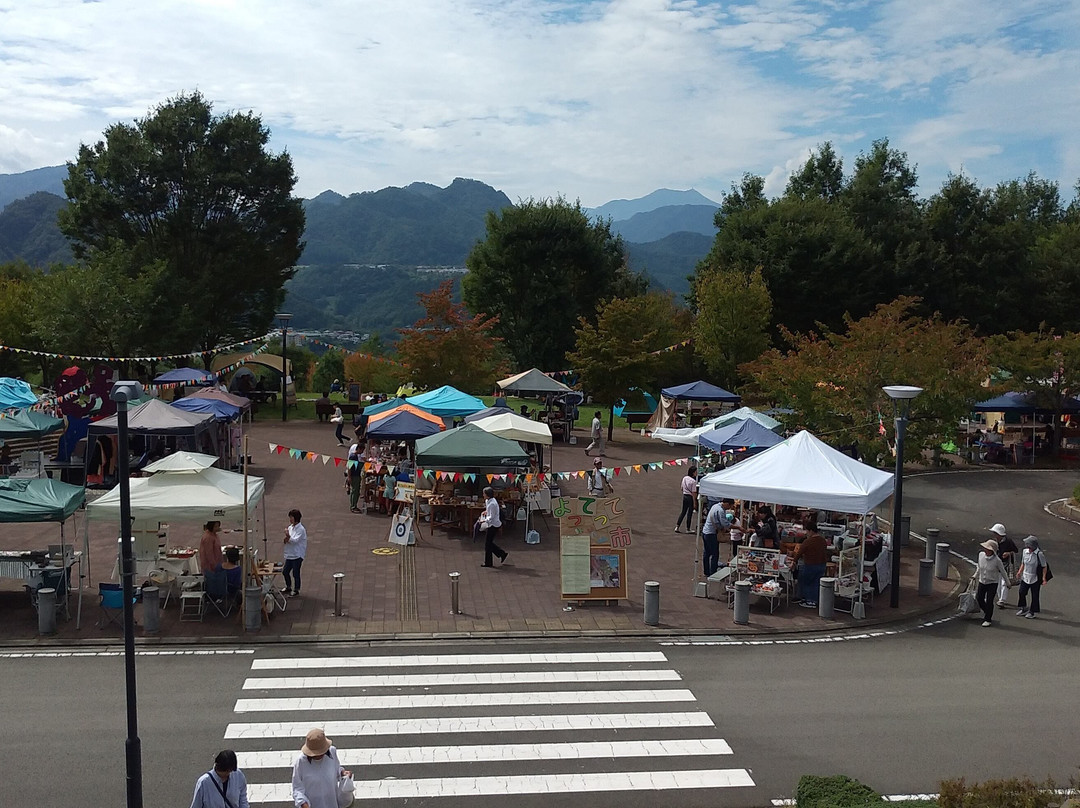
[0,409,64,441]
[415,423,530,471]
[0,478,86,522]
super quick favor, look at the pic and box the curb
[1044,497,1080,525]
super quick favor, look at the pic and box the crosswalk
[224,649,755,804]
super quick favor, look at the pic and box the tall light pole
[276,313,292,422]
[110,380,144,808]
[883,384,923,609]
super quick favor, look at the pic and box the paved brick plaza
[0,418,958,644]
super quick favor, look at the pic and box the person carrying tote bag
[1015,536,1051,619]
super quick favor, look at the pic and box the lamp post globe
[883,384,923,608]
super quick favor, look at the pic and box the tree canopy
[462,197,646,371]
[59,91,305,356]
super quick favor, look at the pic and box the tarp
[652,407,782,445]
[87,465,264,522]
[470,412,553,445]
[698,430,894,513]
[171,396,243,421]
[661,380,741,402]
[497,368,573,395]
[88,398,215,437]
[698,419,784,454]
[365,405,445,440]
[0,409,64,440]
[0,478,85,522]
[0,378,38,409]
[186,388,252,412]
[153,367,215,384]
[407,385,486,417]
[415,424,530,471]
[972,391,1080,415]
[143,451,219,473]
[710,406,782,431]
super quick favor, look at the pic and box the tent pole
[242,434,250,625]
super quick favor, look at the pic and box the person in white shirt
[291,728,350,808]
[1015,535,1049,618]
[585,411,605,456]
[974,538,1009,626]
[189,749,249,808]
[674,466,698,533]
[282,509,308,597]
[588,457,609,497]
[476,487,507,568]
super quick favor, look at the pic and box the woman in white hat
[291,728,351,808]
[987,524,1018,607]
[973,538,1009,627]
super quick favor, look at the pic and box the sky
[1,0,1078,207]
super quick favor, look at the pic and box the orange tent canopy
[366,403,444,429]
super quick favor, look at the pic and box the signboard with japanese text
[557,496,631,601]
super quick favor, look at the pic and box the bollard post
[934,542,950,580]
[244,586,262,631]
[37,588,57,635]
[898,516,911,547]
[142,586,160,634]
[643,581,660,626]
[925,528,940,560]
[818,577,836,619]
[332,572,345,617]
[449,571,461,615]
[733,580,750,625]
[918,559,934,596]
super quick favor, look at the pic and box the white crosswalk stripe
[224,649,756,804]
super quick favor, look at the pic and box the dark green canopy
[0,409,64,441]
[0,478,86,522]
[415,423,529,471]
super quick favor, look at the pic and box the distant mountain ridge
[610,204,718,242]
[587,188,718,221]
[0,165,67,212]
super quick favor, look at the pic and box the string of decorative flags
[0,332,273,363]
[296,335,407,367]
[544,338,692,379]
[143,343,270,390]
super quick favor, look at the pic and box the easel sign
[558,496,631,602]
[394,482,415,503]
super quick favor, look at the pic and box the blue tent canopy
[153,367,215,384]
[407,385,485,417]
[172,396,242,421]
[972,391,1080,415]
[661,380,740,402]
[0,378,38,409]
[363,397,409,417]
[698,418,785,454]
[0,409,64,440]
[366,409,444,440]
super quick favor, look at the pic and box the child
[382,470,398,516]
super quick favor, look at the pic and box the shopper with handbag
[1016,535,1051,619]
[291,728,353,808]
[189,749,249,808]
[987,523,1018,606]
[973,538,1009,626]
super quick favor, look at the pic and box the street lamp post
[883,384,923,609]
[276,313,292,422]
[110,380,144,808]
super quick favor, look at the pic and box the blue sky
[1,0,1077,206]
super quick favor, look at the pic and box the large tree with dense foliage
[462,197,646,371]
[59,92,305,356]
[692,265,772,389]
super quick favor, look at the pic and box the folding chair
[97,582,133,629]
[203,568,237,618]
[178,575,205,622]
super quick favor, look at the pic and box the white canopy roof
[697,430,894,513]
[710,406,781,431]
[497,368,573,395]
[650,407,781,446]
[470,411,553,445]
[143,451,219,473]
[87,466,264,522]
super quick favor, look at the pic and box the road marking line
[248,768,755,801]
[236,738,733,768]
[225,711,715,738]
[250,651,668,670]
[243,668,681,689]
[234,688,697,712]
[0,649,255,659]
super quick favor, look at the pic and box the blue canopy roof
[366,409,444,440]
[661,380,741,402]
[0,409,64,440]
[407,385,485,417]
[972,391,1080,415]
[172,396,243,421]
[153,367,216,384]
[698,418,785,453]
[0,378,38,409]
[363,397,409,417]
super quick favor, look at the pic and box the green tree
[462,197,646,371]
[310,350,345,395]
[568,293,688,441]
[59,92,305,356]
[692,266,772,388]
[397,279,508,393]
[785,142,844,202]
[0,265,43,379]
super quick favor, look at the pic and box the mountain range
[0,167,717,331]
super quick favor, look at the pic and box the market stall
[697,418,784,458]
[652,406,781,446]
[0,409,65,478]
[497,368,577,441]
[971,391,1080,464]
[406,385,485,420]
[697,430,894,617]
[647,380,741,431]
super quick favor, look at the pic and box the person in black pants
[476,487,508,568]
[974,538,1008,626]
[674,466,698,533]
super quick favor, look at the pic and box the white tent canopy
[710,406,781,431]
[497,368,573,395]
[697,430,894,513]
[471,411,553,445]
[87,465,264,522]
[143,450,219,473]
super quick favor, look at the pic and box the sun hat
[301,728,332,756]
[979,539,999,553]
[1022,536,1040,549]
[593,457,602,466]
[988,523,1006,537]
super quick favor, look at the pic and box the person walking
[674,466,698,533]
[282,509,307,597]
[988,523,1018,607]
[189,749,249,808]
[701,499,733,578]
[331,402,345,446]
[291,728,351,808]
[476,486,508,568]
[587,457,610,497]
[1016,535,1050,618]
[790,513,828,608]
[973,538,1009,626]
[346,448,363,513]
[585,411,605,456]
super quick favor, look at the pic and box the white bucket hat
[988,523,1006,537]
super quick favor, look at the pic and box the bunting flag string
[296,335,409,367]
[142,343,270,390]
[542,339,692,379]
[0,332,273,364]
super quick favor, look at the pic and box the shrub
[1072,482,1080,504]
[796,774,881,807]
[937,776,1057,808]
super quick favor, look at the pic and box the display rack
[833,545,873,613]
[726,546,791,613]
